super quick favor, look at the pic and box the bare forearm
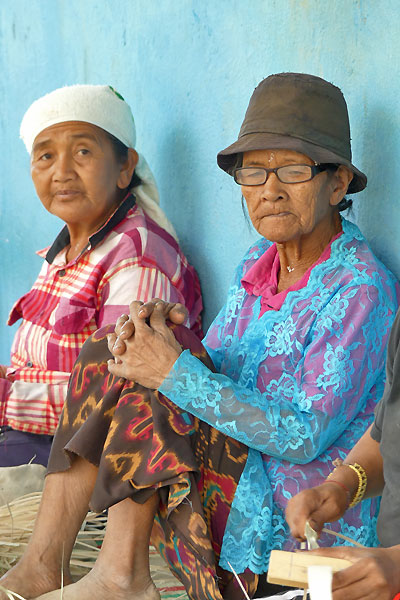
[328,425,384,501]
[286,425,384,540]
[343,425,384,498]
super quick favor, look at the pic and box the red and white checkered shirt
[0,195,203,435]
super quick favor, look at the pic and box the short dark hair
[105,131,142,190]
[320,164,352,212]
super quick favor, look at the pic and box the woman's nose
[53,154,75,181]
[260,172,285,201]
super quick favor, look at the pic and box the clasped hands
[107,299,187,389]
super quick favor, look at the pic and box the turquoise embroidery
[159,219,399,573]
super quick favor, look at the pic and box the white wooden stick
[227,560,251,600]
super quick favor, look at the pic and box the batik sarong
[48,324,260,599]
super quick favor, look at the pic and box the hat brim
[217,132,366,194]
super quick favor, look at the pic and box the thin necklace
[286,265,295,273]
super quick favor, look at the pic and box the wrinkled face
[31,121,128,231]
[241,149,338,243]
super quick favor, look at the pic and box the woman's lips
[54,189,81,199]
[264,212,291,218]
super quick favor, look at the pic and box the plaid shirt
[0,194,203,435]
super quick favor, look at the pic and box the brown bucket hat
[217,72,366,194]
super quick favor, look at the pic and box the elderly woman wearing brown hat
[1,73,398,600]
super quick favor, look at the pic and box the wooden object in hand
[267,550,351,588]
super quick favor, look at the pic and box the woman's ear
[117,148,139,190]
[329,165,354,206]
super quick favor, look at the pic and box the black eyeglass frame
[233,164,333,186]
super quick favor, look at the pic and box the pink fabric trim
[242,231,343,316]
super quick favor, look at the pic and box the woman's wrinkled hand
[138,298,188,323]
[110,299,188,357]
[0,365,7,378]
[306,545,400,600]
[286,482,349,541]
[107,300,183,388]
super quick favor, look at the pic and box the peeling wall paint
[1,0,399,362]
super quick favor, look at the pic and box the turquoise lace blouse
[159,219,399,574]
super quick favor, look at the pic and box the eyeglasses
[233,164,330,186]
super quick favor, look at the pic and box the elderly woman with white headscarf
[0,84,202,467]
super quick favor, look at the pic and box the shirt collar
[242,230,343,313]
[242,243,279,298]
[43,193,136,264]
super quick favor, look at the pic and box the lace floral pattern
[159,219,399,573]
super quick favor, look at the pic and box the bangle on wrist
[345,463,368,507]
[327,461,367,508]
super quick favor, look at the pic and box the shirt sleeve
[96,266,187,328]
[1,266,187,435]
[159,282,395,464]
[371,307,400,443]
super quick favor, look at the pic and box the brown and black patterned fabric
[48,324,259,600]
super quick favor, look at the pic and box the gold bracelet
[327,460,367,508]
[345,463,367,507]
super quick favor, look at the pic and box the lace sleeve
[159,283,394,464]
[199,242,266,371]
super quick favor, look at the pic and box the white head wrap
[20,84,178,240]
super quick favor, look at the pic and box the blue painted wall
[1,0,399,363]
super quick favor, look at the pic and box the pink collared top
[242,231,343,316]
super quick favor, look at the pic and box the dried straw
[148,548,188,598]
[0,493,188,599]
[0,492,106,579]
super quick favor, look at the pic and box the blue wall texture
[1,0,399,363]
